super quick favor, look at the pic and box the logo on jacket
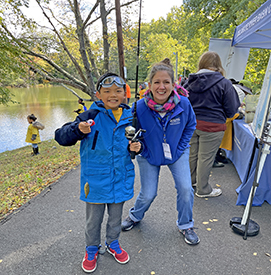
[170,118,180,125]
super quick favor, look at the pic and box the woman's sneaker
[106,240,130,264]
[82,245,100,273]
[179,228,200,245]
[121,216,139,231]
[195,188,222,198]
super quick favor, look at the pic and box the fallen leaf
[213,219,218,222]
[216,184,221,187]
[253,252,257,256]
[66,210,69,212]
[209,219,213,222]
[138,249,142,253]
[265,253,271,257]
[69,230,72,232]
[70,210,74,212]
[205,198,208,201]
[151,272,155,275]
[0,259,2,263]
[202,222,209,225]
[207,228,212,231]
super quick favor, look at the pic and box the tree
[181,0,270,90]
[1,0,139,101]
[0,0,30,105]
[143,6,208,74]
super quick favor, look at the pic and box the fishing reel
[125,126,146,142]
[125,126,146,159]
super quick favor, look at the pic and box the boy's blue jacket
[55,101,135,204]
[135,96,196,166]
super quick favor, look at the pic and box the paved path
[1,161,271,275]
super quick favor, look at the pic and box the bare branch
[82,0,100,28]
[43,6,78,41]
[85,0,139,28]
[24,50,87,89]
[60,84,93,101]
[74,0,99,85]
[35,0,88,84]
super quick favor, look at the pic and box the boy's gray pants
[85,202,124,247]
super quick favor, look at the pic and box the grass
[0,139,80,221]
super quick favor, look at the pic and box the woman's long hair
[197,51,225,77]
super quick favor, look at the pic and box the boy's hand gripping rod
[125,126,146,159]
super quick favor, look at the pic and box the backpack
[32,121,45,130]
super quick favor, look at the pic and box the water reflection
[0,86,92,153]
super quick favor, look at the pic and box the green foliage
[0,28,28,103]
[0,87,17,105]
[183,0,252,38]
[1,0,270,98]
[244,48,270,93]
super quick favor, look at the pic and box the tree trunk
[100,0,110,72]
[115,0,125,79]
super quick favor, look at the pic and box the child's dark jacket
[55,101,135,204]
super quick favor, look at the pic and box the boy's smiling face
[96,83,126,110]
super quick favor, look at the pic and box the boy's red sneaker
[82,245,99,273]
[106,240,130,264]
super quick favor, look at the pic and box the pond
[0,86,93,153]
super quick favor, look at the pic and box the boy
[55,72,141,273]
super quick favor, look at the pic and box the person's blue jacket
[183,71,240,123]
[134,96,196,166]
[55,101,135,204]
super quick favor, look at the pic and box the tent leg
[230,138,262,238]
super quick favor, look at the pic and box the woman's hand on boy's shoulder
[78,122,91,134]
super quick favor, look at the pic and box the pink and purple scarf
[144,89,181,113]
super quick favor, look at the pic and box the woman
[184,51,240,198]
[122,58,200,245]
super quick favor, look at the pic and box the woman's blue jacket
[55,101,135,204]
[134,96,196,166]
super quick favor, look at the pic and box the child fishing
[25,114,42,156]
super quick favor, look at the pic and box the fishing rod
[133,0,142,120]
[126,0,143,159]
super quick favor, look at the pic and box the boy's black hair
[96,72,126,92]
[27,114,37,121]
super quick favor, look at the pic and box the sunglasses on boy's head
[97,76,126,91]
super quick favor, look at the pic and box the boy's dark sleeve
[55,110,98,146]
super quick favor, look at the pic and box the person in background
[25,114,41,156]
[180,76,188,86]
[74,98,87,114]
[138,83,146,99]
[121,58,200,246]
[55,72,141,273]
[214,79,253,165]
[184,51,240,198]
[178,75,183,85]
[126,83,131,104]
